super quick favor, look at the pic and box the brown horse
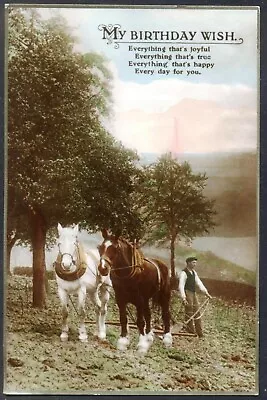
[98,229,172,354]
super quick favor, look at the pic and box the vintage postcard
[5,4,259,395]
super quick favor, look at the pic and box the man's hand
[206,293,212,299]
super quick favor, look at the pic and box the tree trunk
[170,234,177,289]
[29,208,47,308]
[6,235,17,276]
[44,263,50,296]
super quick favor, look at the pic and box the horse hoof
[60,333,68,342]
[146,331,154,343]
[98,332,107,341]
[163,332,173,348]
[79,334,88,342]
[137,334,150,354]
[117,336,129,351]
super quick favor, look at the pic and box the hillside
[139,151,257,178]
[143,244,256,287]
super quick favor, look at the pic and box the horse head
[97,229,143,278]
[57,223,79,271]
[97,229,119,276]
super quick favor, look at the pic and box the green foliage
[8,8,142,236]
[13,266,33,276]
[139,153,217,243]
[7,8,144,306]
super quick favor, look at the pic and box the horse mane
[118,237,144,266]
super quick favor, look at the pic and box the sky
[36,6,258,154]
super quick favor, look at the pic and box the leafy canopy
[8,8,142,235]
[139,153,216,244]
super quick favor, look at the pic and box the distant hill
[140,151,256,176]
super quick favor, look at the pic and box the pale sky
[36,6,258,154]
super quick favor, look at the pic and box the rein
[184,298,210,325]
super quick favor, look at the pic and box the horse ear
[74,224,79,234]
[101,228,109,239]
[57,223,63,234]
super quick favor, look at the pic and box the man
[178,256,212,337]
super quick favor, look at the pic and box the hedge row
[12,267,55,280]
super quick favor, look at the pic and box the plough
[82,293,210,337]
[84,319,197,336]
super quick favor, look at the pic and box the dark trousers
[184,290,203,336]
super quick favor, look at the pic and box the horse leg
[77,286,88,342]
[96,284,110,340]
[117,301,130,351]
[160,293,173,348]
[136,302,150,355]
[143,300,154,348]
[58,287,69,342]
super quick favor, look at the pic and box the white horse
[54,223,111,342]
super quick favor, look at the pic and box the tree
[139,153,216,281]
[8,8,142,307]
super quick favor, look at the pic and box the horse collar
[54,243,87,281]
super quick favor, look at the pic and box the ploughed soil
[4,276,257,395]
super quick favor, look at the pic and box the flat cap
[186,256,197,263]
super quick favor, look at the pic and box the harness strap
[111,263,141,280]
[144,258,161,291]
[108,256,161,287]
